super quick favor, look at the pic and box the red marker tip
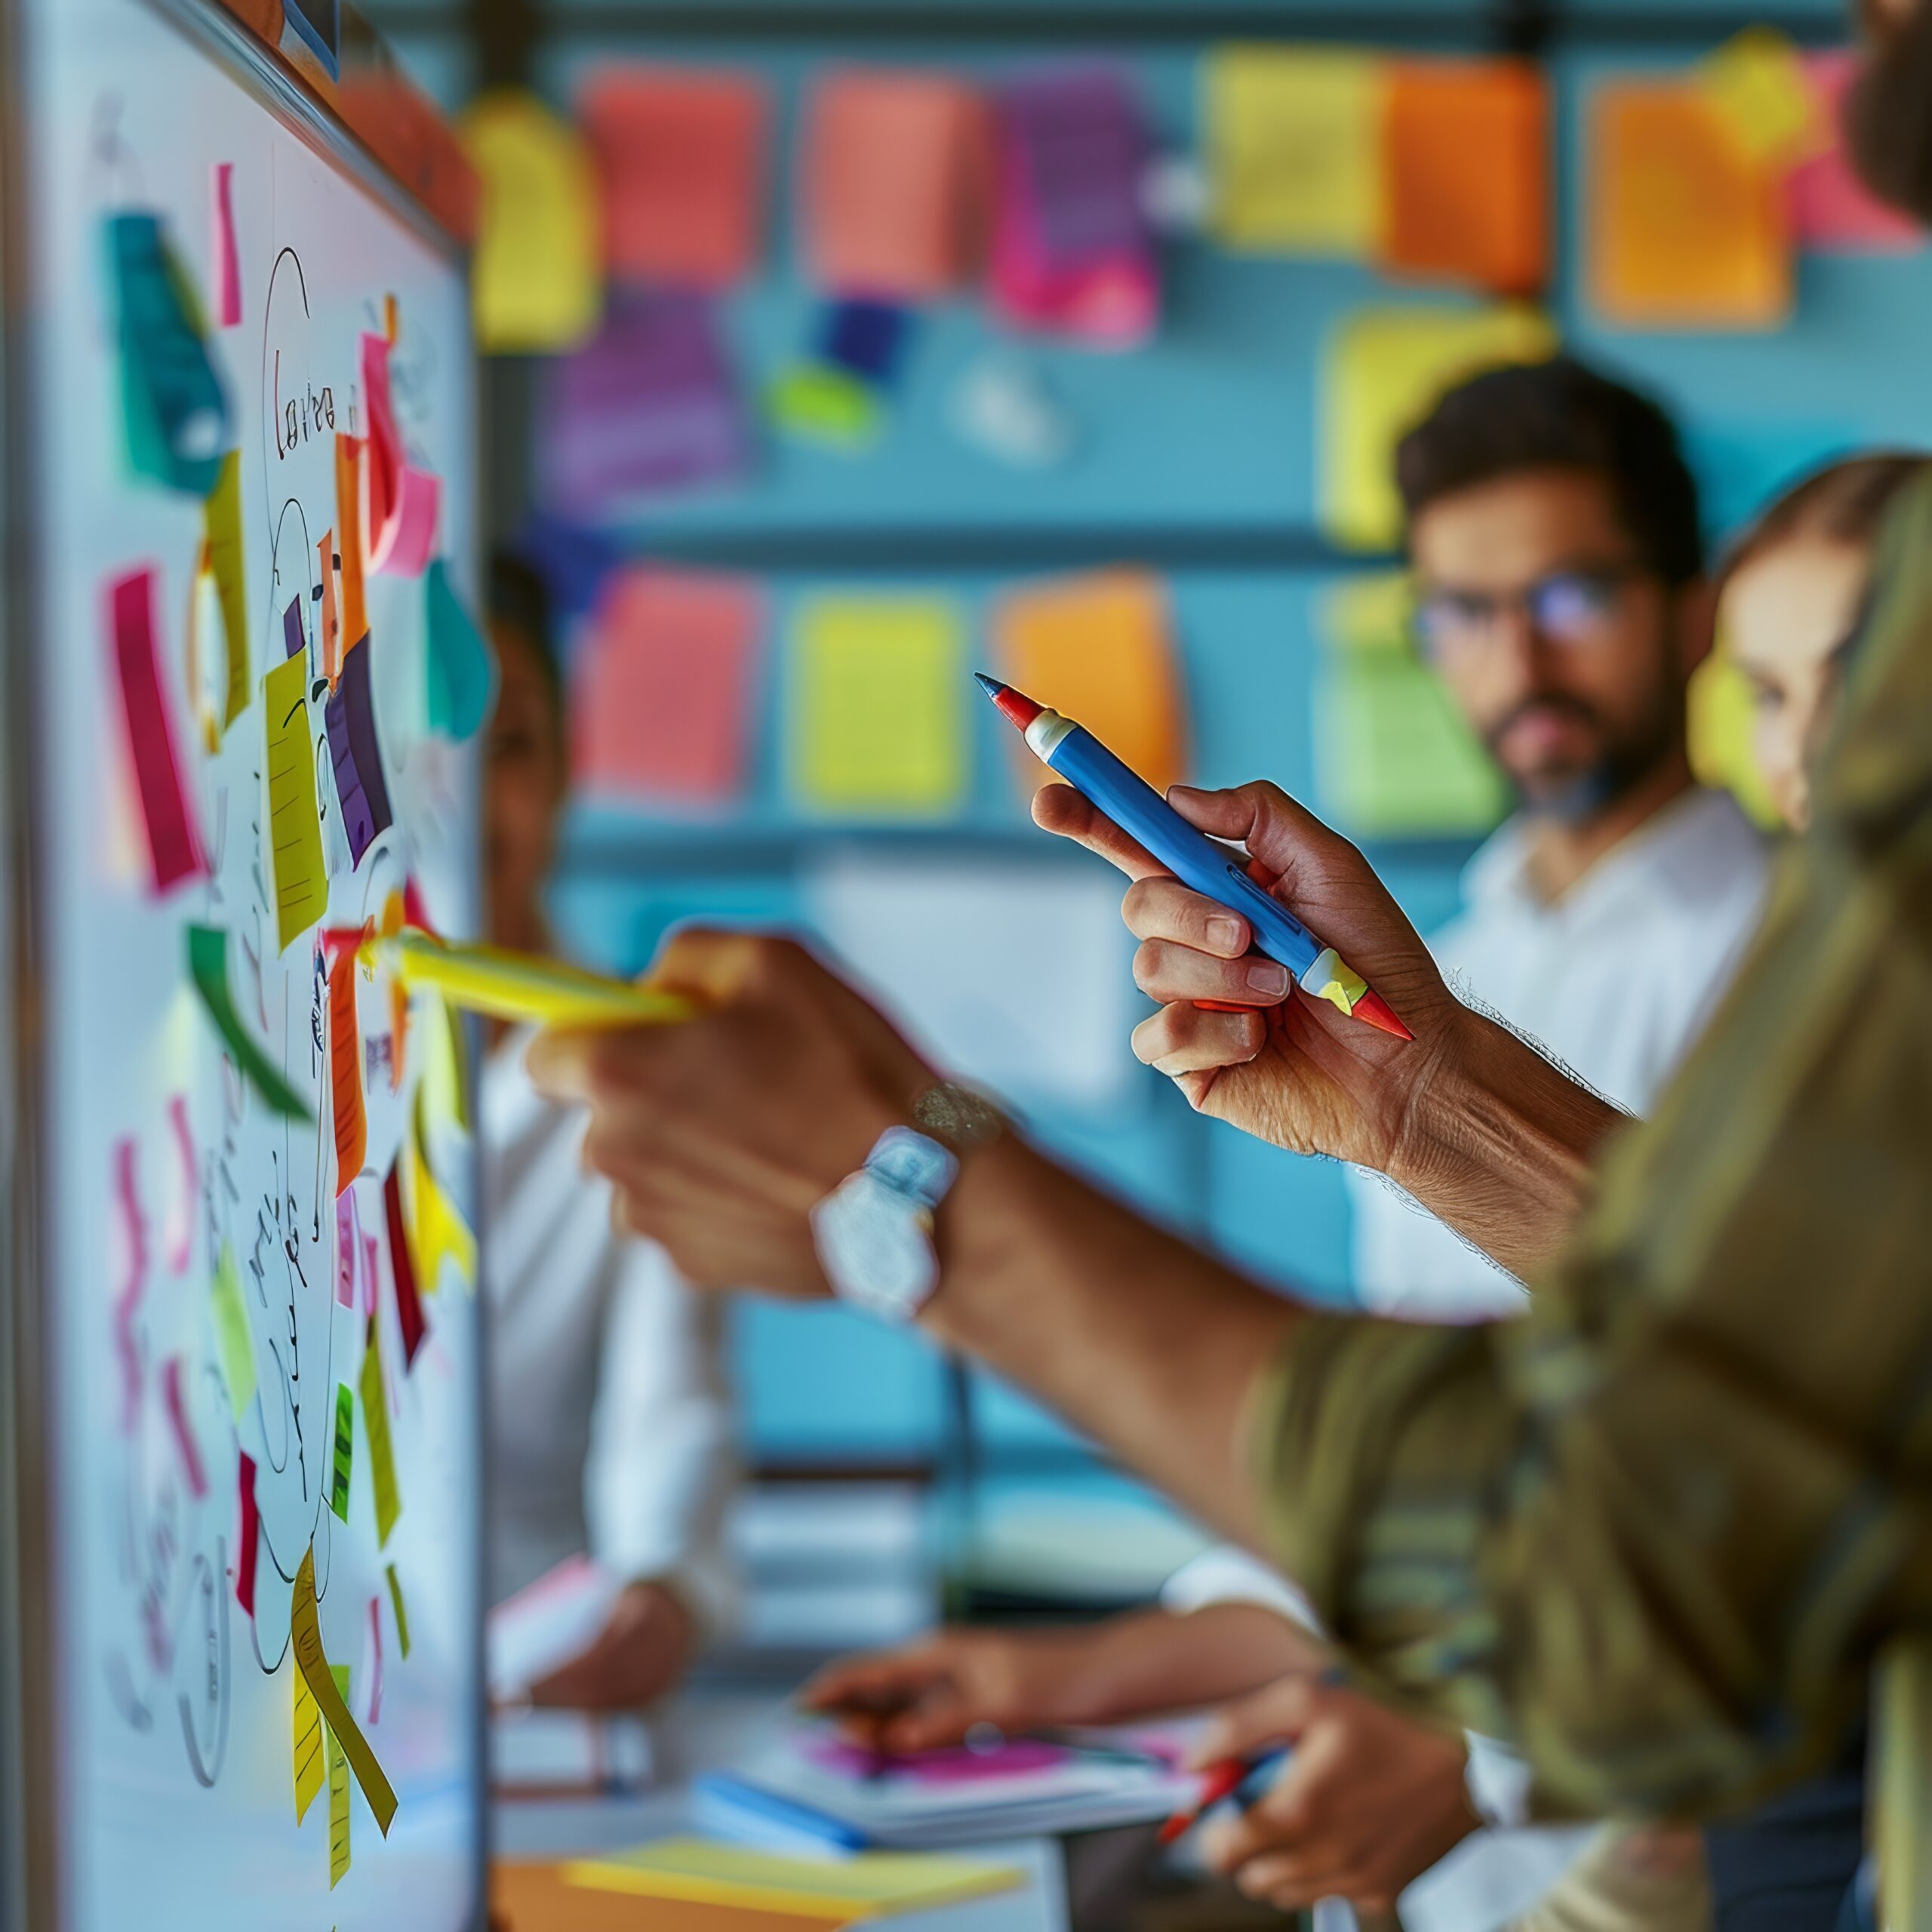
[974,672,1044,731]
[1353,989,1414,1041]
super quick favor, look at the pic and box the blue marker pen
[976,674,1411,1040]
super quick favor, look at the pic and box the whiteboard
[14,2,483,1927]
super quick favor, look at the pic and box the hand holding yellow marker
[321,926,699,1029]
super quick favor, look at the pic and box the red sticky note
[235,1451,260,1617]
[108,565,207,894]
[162,1356,208,1498]
[1380,60,1549,295]
[385,1162,426,1370]
[112,1137,148,1436]
[330,951,366,1198]
[1788,51,1927,253]
[801,69,989,299]
[358,333,438,578]
[581,66,768,289]
[211,162,242,327]
[573,568,764,806]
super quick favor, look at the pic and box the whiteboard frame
[0,4,488,1927]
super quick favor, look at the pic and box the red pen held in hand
[1157,1747,1290,1845]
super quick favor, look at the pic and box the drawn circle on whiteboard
[266,497,318,686]
[259,246,315,543]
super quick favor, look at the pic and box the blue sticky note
[817,300,912,389]
[424,559,497,741]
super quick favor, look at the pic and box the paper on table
[211,162,242,327]
[580,66,768,288]
[991,568,1186,798]
[1380,60,1549,295]
[1321,304,1557,551]
[204,452,250,731]
[107,211,231,496]
[264,653,328,952]
[235,1451,260,1617]
[359,331,439,577]
[806,852,1140,1113]
[293,1546,397,1834]
[328,1662,352,1887]
[329,950,366,1195]
[1699,26,1823,169]
[325,638,393,864]
[386,1563,412,1660]
[1588,81,1791,330]
[108,565,207,894]
[335,434,369,644]
[294,1645,325,1823]
[573,566,762,804]
[360,1316,401,1547]
[210,1238,257,1420]
[1205,47,1385,257]
[161,1355,208,1497]
[329,1382,354,1523]
[497,1862,828,1932]
[186,924,312,1118]
[1788,52,1927,253]
[385,1161,427,1367]
[801,69,987,300]
[463,89,603,353]
[405,1088,476,1291]
[424,559,497,741]
[789,597,966,815]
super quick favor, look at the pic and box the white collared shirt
[482,1026,738,1637]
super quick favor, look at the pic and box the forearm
[1078,1604,1328,1722]
[924,1135,1296,1551]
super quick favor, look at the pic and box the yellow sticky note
[1700,26,1825,168]
[405,1090,476,1291]
[263,652,328,953]
[422,992,469,1136]
[205,451,249,731]
[1207,47,1386,257]
[1689,644,1782,829]
[293,1546,397,1834]
[293,1654,325,1823]
[1321,305,1558,551]
[359,1318,401,1547]
[463,90,602,353]
[790,598,966,816]
[385,1563,411,1660]
[327,1663,352,1889]
[992,570,1187,797]
[209,1239,256,1422]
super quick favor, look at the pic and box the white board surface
[20,2,483,1926]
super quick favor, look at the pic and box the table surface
[490,1689,1069,1932]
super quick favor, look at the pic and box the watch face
[812,1172,940,1321]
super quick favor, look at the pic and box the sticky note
[573,567,762,805]
[106,211,231,496]
[165,1094,196,1275]
[1206,47,1386,257]
[282,595,306,665]
[365,1596,384,1724]
[360,1318,401,1547]
[386,1563,411,1660]
[1788,52,1927,253]
[359,331,439,577]
[210,1238,257,1421]
[108,565,207,894]
[111,1139,147,1434]
[187,924,312,1118]
[406,1089,476,1291]
[335,1192,359,1309]
[992,570,1187,798]
[789,597,966,815]
[315,528,341,686]
[1321,304,1558,552]
[801,69,987,300]
[205,451,249,731]
[1380,60,1549,295]
[264,652,328,952]
[543,293,749,512]
[384,1162,426,1368]
[463,89,603,353]
[160,1357,207,1498]
[293,1546,397,1835]
[820,299,912,387]
[211,162,242,327]
[769,364,881,450]
[1700,26,1823,169]
[324,639,392,865]
[580,66,768,288]
[1689,645,1783,829]
[235,1451,260,1617]
[294,1646,325,1823]
[328,1661,352,1887]
[335,434,369,645]
[1589,81,1792,330]
[423,992,470,1137]
[328,1382,354,1523]
[328,952,365,1195]
[424,559,497,741]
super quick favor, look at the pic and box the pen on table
[1156,1747,1290,1846]
[976,674,1412,1041]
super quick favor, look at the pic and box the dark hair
[1395,356,1705,586]
[1846,2,1932,226]
[488,549,563,719]
[1719,452,1930,589]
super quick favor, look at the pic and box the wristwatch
[811,1082,1003,1324]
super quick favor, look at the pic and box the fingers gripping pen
[977,675,1412,1041]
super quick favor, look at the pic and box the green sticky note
[359,1321,401,1547]
[330,1383,354,1523]
[186,925,312,1118]
[770,365,881,449]
[424,559,497,740]
[209,1240,257,1421]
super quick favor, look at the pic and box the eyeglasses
[1411,565,1644,660]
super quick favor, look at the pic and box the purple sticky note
[542,292,751,514]
[324,643,392,867]
[283,594,306,662]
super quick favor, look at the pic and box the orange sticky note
[573,567,764,805]
[315,528,341,687]
[992,570,1187,798]
[580,67,767,289]
[335,435,368,645]
[1589,81,1792,329]
[329,949,365,1197]
[801,69,989,299]
[1380,60,1549,296]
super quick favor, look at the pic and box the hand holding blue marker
[976,675,1413,1041]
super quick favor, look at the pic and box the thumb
[1189,1669,1331,1770]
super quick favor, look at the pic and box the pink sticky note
[108,565,208,893]
[361,1230,380,1321]
[358,331,439,577]
[572,567,764,806]
[235,1451,260,1617]
[165,1093,195,1276]
[112,1138,149,1436]
[366,1595,384,1724]
[335,1191,360,1308]
[162,1356,208,1498]
[211,162,242,327]
[1789,53,1927,253]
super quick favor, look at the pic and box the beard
[1484,688,1682,824]
[1847,4,1932,225]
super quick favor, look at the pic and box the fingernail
[1208,917,1245,954]
[1247,961,1290,998]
